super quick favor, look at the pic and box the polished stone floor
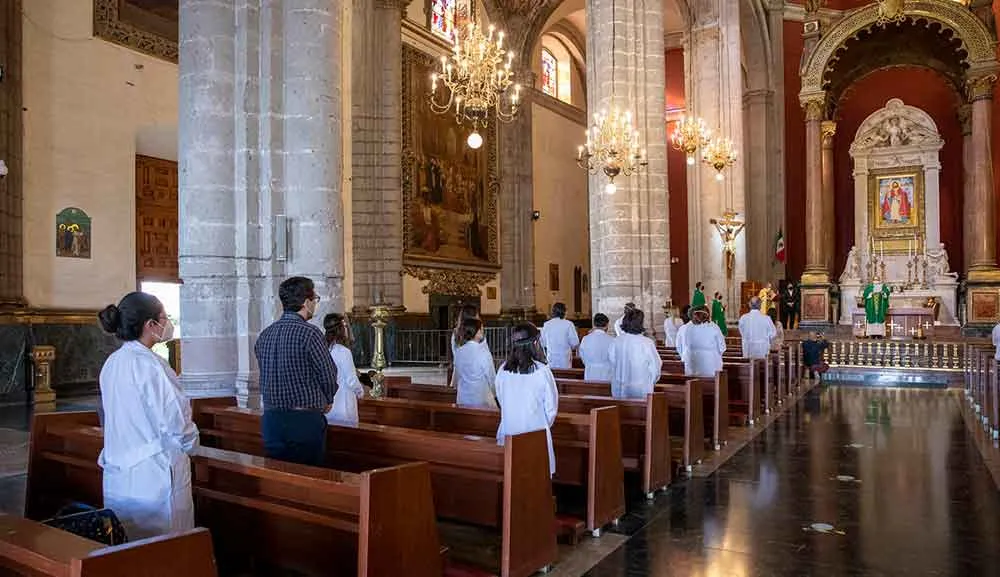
[584,385,1000,577]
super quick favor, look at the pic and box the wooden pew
[0,514,216,577]
[192,399,557,577]
[354,397,625,535]
[26,411,444,577]
[383,378,670,497]
[656,354,770,421]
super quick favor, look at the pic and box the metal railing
[350,325,513,368]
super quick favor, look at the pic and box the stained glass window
[541,49,558,97]
[431,0,468,41]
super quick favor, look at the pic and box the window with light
[541,48,558,97]
[431,0,469,42]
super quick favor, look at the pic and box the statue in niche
[840,246,863,283]
[925,243,958,281]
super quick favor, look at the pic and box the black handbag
[43,503,128,545]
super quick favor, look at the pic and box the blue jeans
[261,409,327,466]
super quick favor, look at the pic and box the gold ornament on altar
[577,107,647,195]
[670,115,712,166]
[876,0,906,26]
[429,19,522,150]
[701,135,738,181]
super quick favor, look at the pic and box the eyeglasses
[311,295,322,303]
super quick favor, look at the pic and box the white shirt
[663,316,682,347]
[496,361,559,476]
[541,317,580,369]
[578,329,615,382]
[738,309,777,359]
[98,340,199,540]
[325,343,365,426]
[451,333,490,386]
[993,323,1000,360]
[454,339,498,409]
[613,316,624,336]
[675,322,692,357]
[680,322,727,377]
[608,332,663,400]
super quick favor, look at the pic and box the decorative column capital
[800,93,827,121]
[958,104,973,136]
[966,73,997,102]
[821,120,837,144]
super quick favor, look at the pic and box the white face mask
[153,318,174,342]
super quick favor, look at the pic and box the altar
[851,307,935,339]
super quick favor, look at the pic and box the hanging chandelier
[429,20,522,149]
[670,115,711,166]
[575,0,646,194]
[702,136,738,181]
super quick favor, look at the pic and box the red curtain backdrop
[783,20,806,283]
[665,47,690,304]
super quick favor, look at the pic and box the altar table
[852,307,935,339]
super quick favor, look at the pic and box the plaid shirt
[255,312,338,409]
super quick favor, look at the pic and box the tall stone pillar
[960,104,973,272]
[798,95,830,324]
[351,0,403,310]
[0,0,22,307]
[586,0,669,332]
[499,94,536,317]
[821,121,836,273]
[964,72,1000,326]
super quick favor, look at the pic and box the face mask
[305,298,318,320]
[153,318,174,342]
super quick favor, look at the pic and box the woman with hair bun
[608,307,663,399]
[96,292,199,539]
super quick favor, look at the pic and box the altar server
[675,305,693,357]
[453,317,498,409]
[609,307,663,399]
[450,304,489,387]
[680,306,726,377]
[613,302,636,336]
[663,307,683,347]
[97,292,199,539]
[323,313,366,426]
[496,323,559,477]
[579,313,615,382]
[541,302,579,369]
[738,297,777,359]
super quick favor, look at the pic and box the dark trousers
[782,305,798,329]
[261,409,327,466]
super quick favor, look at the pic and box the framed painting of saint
[868,167,924,254]
[56,207,92,259]
[401,45,500,271]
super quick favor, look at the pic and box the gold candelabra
[577,107,647,195]
[367,302,403,398]
[670,115,711,166]
[429,20,522,150]
[701,135,738,181]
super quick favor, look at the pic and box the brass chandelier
[429,20,522,149]
[702,135,738,181]
[575,0,647,194]
[670,115,711,165]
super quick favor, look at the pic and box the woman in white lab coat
[323,313,367,426]
[540,302,580,369]
[495,323,559,477]
[450,304,490,386]
[679,306,726,377]
[578,313,615,382]
[453,317,498,408]
[608,307,663,400]
[97,292,199,540]
[663,307,683,347]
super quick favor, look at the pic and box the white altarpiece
[839,99,959,326]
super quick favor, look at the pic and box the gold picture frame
[868,166,924,255]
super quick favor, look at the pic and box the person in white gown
[495,324,559,477]
[541,302,579,369]
[613,302,636,336]
[323,313,367,426]
[738,296,777,359]
[675,305,693,358]
[578,313,615,382]
[770,316,785,352]
[663,307,682,347]
[97,292,199,540]
[453,317,498,408]
[608,307,663,399]
[680,306,726,377]
[450,304,490,387]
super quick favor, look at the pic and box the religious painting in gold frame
[401,45,500,272]
[868,167,924,255]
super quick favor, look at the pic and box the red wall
[665,48,689,303]
[783,20,806,282]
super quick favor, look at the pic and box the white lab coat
[613,315,624,336]
[98,340,199,540]
[993,324,1000,360]
[738,310,776,359]
[541,317,580,369]
[680,323,727,377]
[608,333,663,400]
[675,322,692,357]
[495,362,559,476]
[454,339,498,409]
[663,317,682,347]
[326,344,365,426]
[578,329,615,382]
[450,333,491,387]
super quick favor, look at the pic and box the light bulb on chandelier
[715,172,725,182]
[467,131,483,149]
[605,181,617,195]
[686,156,696,166]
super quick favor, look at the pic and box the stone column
[821,120,836,273]
[967,74,998,278]
[499,95,536,317]
[586,0,669,332]
[742,88,774,282]
[800,97,826,284]
[351,0,404,310]
[0,0,22,307]
[178,0,240,395]
[960,104,973,272]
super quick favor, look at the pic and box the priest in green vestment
[863,279,891,338]
[691,282,706,309]
[711,292,728,336]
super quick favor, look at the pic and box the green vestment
[691,288,706,309]
[863,283,891,325]
[712,298,728,336]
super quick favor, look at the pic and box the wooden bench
[192,399,557,577]
[0,513,216,577]
[355,396,626,534]
[26,411,444,577]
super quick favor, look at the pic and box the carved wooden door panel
[135,155,178,282]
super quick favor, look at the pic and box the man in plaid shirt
[255,276,339,465]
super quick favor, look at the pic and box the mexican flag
[774,229,786,263]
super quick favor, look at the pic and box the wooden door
[135,155,178,282]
